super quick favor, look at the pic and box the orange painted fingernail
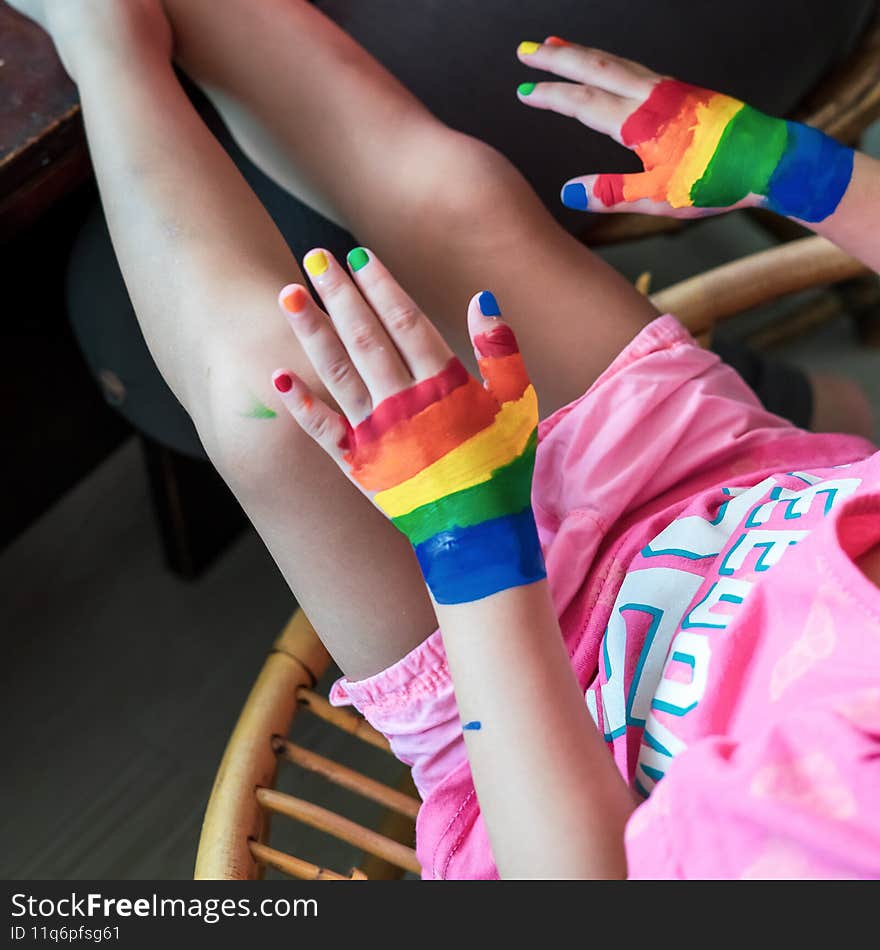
[545,36,570,47]
[280,285,308,313]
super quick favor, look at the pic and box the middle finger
[303,248,413,403]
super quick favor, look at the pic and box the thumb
[563,172,703,218]
[467,291,532,404]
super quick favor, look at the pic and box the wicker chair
[194,233,875,880]
[194,609,422,880]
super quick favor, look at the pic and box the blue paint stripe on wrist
[414,507,546,604]
[766,122,854,222]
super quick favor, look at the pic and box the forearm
[809,150,880,273]
[436,582,635,879]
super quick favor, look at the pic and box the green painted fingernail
[518,82,536,97]
[347,246,369,271]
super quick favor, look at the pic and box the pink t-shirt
[590,456,880,878]
[333,316,880,878]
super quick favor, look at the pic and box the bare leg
[162,0,658,413]
[12,0,654,681]
[12,0,436,679]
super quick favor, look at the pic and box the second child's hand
[515,38,880,272]
[515,37,854,222]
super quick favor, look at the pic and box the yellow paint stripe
[374,386,538,518]
[666,95,744,208]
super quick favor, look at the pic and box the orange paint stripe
[478,352,530,405]
[348,378,498,490]
[351,358,470,449]
[622,87,713,204]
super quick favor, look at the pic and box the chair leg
[139,434,247,578]
[359,770,420,880]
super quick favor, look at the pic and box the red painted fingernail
[280,285,308,313]
[545,36,569,46]
[273,373,293,393]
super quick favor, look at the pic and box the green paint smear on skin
[690,104,788,208]
[392,429,538,545]
[242,397,278,420]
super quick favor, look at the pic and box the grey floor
[0,438,410,879]
[3,127,879,881]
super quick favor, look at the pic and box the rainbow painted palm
[343,326,545,604]
[595,80,854,223]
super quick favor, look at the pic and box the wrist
[414,506,546,605]
[683,101,853,223]
[759,118,854,223]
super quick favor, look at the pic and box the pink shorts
[329,315,855,878]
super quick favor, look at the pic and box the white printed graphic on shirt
[586,472,862,797]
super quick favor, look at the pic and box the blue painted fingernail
[561,182,589,210]
[463,721,482,731]
[478,291,501,317]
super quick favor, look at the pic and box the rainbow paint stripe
[595,80,854,222]
[344,326,545,604]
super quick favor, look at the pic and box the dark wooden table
[0,4,246,575]
[0,2,90,242]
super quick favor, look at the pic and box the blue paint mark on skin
[463,721,482,731]
[561,182,589,210]
[415,508,546,605]
[766,123,854,222]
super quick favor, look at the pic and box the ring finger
[277,282,371,423]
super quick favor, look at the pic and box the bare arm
[436,583,634,878]
[811,151,880,271]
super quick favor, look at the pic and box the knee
[397,130,539,242]
[185,349,327,504]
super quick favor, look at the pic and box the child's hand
[515,38,854,223]
[272,248,546,605]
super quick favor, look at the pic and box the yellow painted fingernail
[518,41,541,55]
[304,250,329,277]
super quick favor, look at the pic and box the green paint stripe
[690,104,788,209]
[392,429,538,545]
[243,399,277,419]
